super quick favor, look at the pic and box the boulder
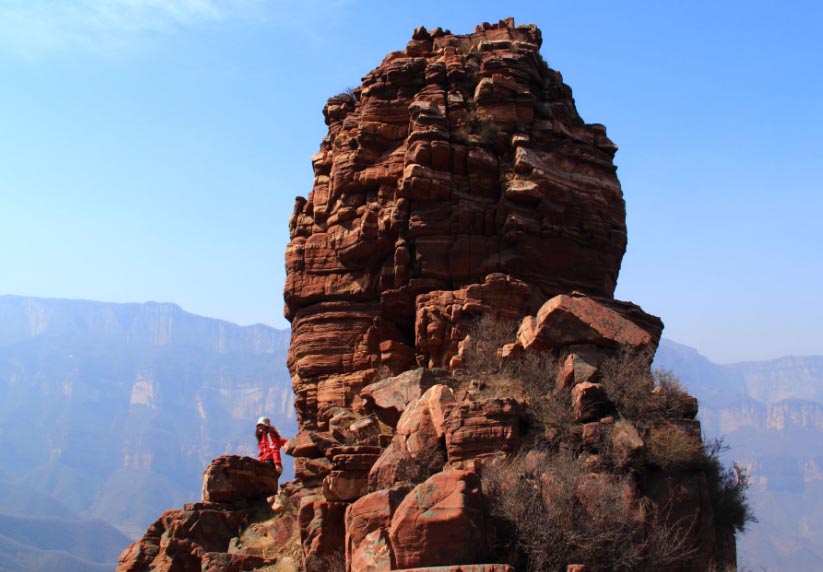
[361,368,437,427]
[389,470,485,568]
[369,385,454,491]
[611,419,645,469]
[555,344,600,390]
[345,485,413,572]
[517,294,662,353]
[202,455,281,503]
[286,430,342,458]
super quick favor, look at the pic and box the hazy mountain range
[655,340,823,572]
[0,295,295,571]
[0,295,820,571]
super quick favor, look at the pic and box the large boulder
[202,455,281,503]
[517,293,663,354]
[571,382,612,423]
[345,484,413,572]
[389,470,485,568]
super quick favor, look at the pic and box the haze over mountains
[0,295,295,571]
[0,295,820,571]
[655,340,823,572]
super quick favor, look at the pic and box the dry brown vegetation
[456,314,753,570]
[481,449,697,572]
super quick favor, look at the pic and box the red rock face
[285,18,628,433]
[119,18,735,572]
[116,504,260,572]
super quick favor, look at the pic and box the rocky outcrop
[116,501,272,572]
[118,18,740,572]
[275,17,734,572]
[117,456,298,572]
[285,17,628,434]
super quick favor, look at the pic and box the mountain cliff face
[118,19,740,572]
[284,18,627,435]
[0,295,294,540]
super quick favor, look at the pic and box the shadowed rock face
[285,18,627,433]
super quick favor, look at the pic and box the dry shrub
[703,439,756,535]
[482,449,696,572]
[459,315,755,558]
[598,348,656,420]
[305,551,345,572]
[646,423,704,471]
[655,369,699,419]
[459,315,575,446]
[460,314,520,376]
[394,438,447,485]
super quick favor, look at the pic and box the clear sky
[1,0,821,363]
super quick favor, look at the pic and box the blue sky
[1,0,821,363]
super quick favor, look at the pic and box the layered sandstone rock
[285,17,628,434]
[275,17,734,572]
[118,18,738,572]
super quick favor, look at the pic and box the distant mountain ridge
[0,295,294,547]
[0,295,289,353]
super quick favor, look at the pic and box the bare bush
[459,316,576,447]
[654,368,698,417]
[458,314,754,565]
[460,314,520,376]
[482,450,697,572]
[646,423,704,471]
[304,551,345,572]
[598,348,656,420]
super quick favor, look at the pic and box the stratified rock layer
[285,18,628,431]
[118,18,737,572]
[274,17,728,572]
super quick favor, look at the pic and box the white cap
[256,416,271,427]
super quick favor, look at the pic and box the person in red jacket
[255,416,288,476]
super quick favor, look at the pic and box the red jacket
[258,432,288,465]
